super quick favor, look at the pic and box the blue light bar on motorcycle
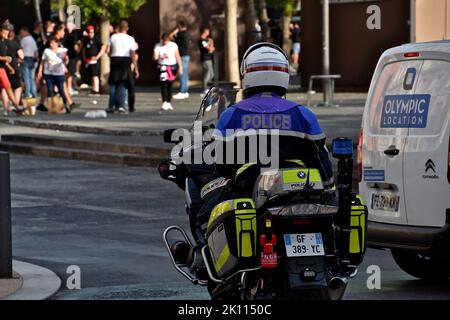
[332,138,353,159]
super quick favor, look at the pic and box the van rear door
[361,59,423,225]
[403,59,450,227]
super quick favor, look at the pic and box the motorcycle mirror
[158,160,180,182]
[332,138,353,159]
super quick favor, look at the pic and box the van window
[409,60,450,136]
[367,60,423,136]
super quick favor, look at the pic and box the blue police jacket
[213,92,334,186]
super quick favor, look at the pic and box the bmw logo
[298,172,306,179]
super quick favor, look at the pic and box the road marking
[11,193,167,221]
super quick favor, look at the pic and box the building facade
[301,0,411,91]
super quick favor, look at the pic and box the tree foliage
[266,0,298,16]
[74,0,147,24]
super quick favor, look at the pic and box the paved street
[9,154,450,300]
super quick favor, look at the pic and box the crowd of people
[0,18,135,116]
[153,21,216,111]
[151,19,301,111]
[0,16,301,115]
[0,18,110,115]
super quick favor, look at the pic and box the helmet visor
[244,62,289,75]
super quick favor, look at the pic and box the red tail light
[260,234,277,269]
[293,219,311,226]
[357,128,363,182]
[404,52,420,58]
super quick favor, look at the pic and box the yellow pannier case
[348,194,368,265]
[206,199,259,277]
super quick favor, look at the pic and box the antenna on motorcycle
[303,168,314,191]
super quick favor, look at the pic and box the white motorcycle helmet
[240,42,290,96]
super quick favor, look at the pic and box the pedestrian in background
[268,20,282,48]
[32,22,44,54]
[107,20,137,114]
[82,25,106,96]
[20,26,38,98]
[36,36,71,114]
[1,24,24,110]
[198,26,215,96]
[64,22,83,96]
[255,19,262,43]
[36,22,63,112]
[290,21,301,74]
[127,40,139,112]
[36,24,79,113]
[153,33,183,111]
[0,23,20,115]
[43,20,54,41]
[171,20,191,100]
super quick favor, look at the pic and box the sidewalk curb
[3,260,61,300]
[0,118,164,137]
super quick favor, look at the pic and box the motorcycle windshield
[193,87,238,129]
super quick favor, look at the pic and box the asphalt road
[9,154,450,300]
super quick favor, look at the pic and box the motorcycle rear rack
[200,244,358,284]
[201,245,261,284]
[163,225,208,286]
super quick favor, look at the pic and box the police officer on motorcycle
[195,42,334,238]
[165,43,362,297]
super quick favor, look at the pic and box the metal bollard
[0,152,12,278]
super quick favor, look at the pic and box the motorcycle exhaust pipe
[328,276,348,291]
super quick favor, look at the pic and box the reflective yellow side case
[206,199,258,277]
[348,194,368,265]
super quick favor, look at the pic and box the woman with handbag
[153,33,183,111]
[36,36,71,114]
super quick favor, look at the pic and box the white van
[359,41,450,280]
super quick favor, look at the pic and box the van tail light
[447,137,450,184]
[357,128,363,182]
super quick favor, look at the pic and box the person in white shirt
[36,36,71,114]
[153,33,182,111]
[19,26,38,98]
[107,20,137,114]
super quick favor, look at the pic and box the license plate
[371,192,400,212]
[283,233,324,257]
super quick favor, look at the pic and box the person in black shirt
[82,25,106,95]
[2,29,24,109]
[0,23,20,115]
[64,23,82,96]
[268,20,282,48]
[171,20,191,100]
[198,26,215,95]
[290,21,301,71]
[127,38,139,112]
[32,21,44,56]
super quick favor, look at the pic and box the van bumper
[368,216,450,257]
